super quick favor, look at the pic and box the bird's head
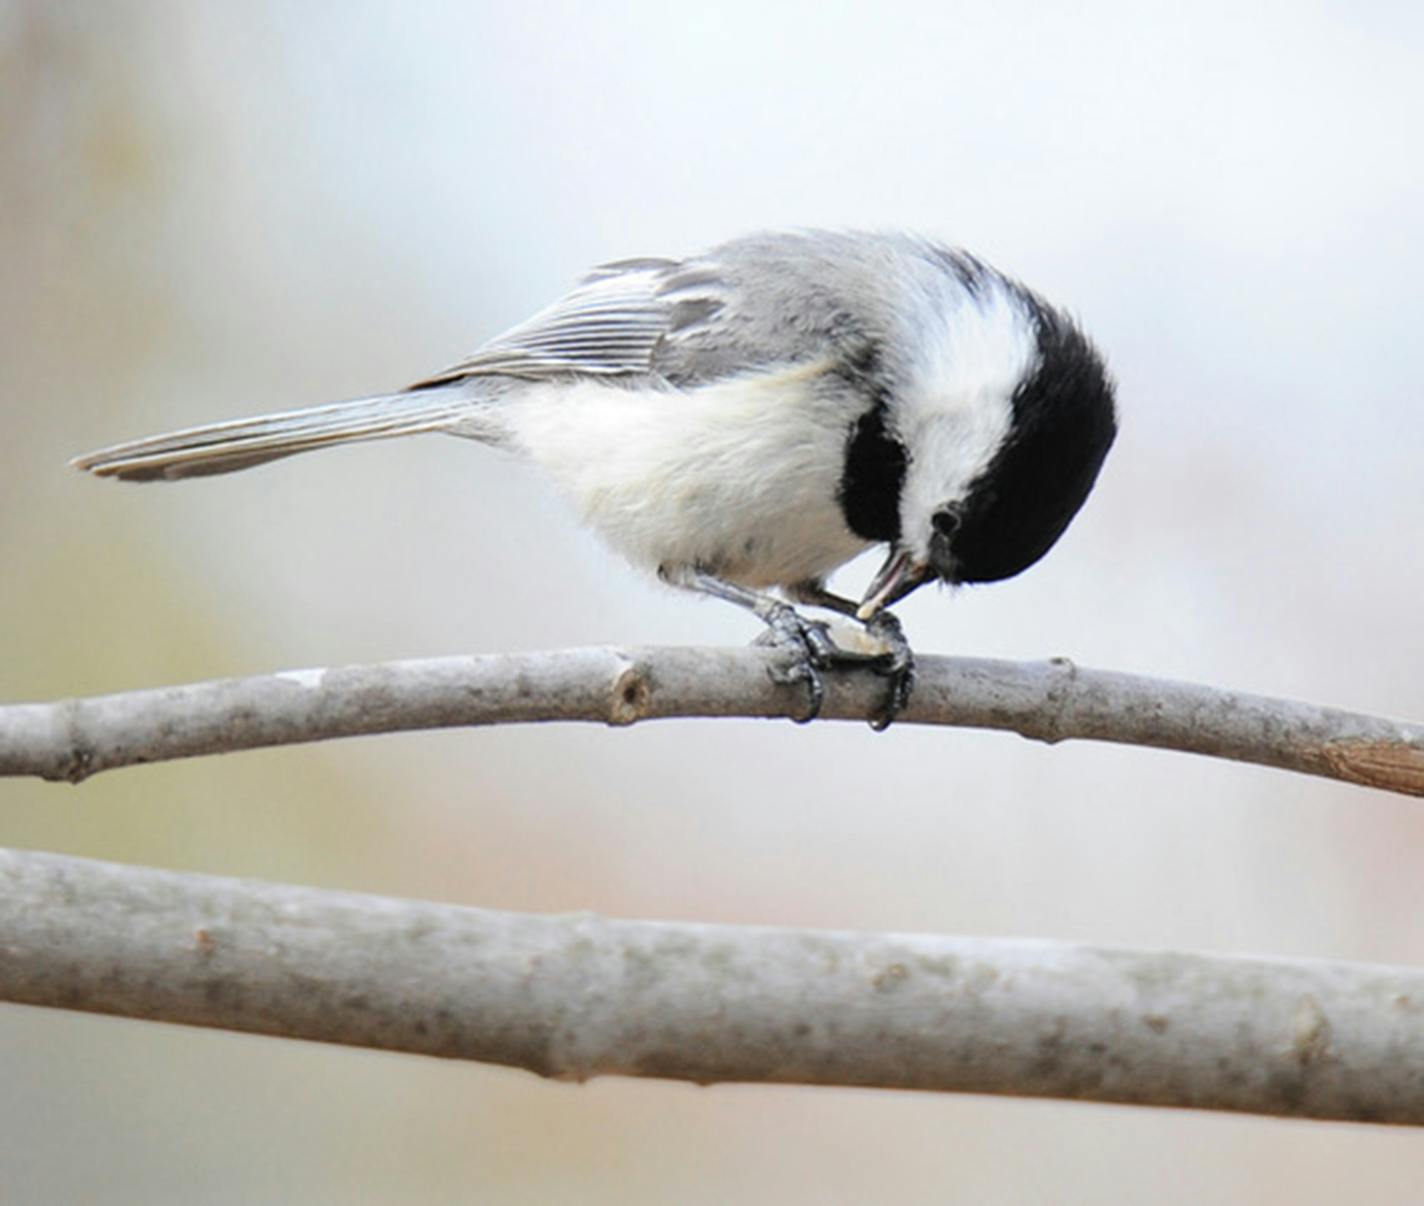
[855,280,1118,618]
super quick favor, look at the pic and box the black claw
[863,610,916,730]
[756,605,835,722]
[764,656,825,723]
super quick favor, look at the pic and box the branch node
[608,659,653,726]
[1036,655,1080,745]
[57,700,97,783]
[1292,994,1332,1067]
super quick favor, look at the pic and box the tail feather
[72,388,473,481]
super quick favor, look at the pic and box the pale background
[3,2,1424,1202]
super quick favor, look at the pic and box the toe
[860,611,916,729]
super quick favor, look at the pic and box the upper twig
[1,646,1421,795]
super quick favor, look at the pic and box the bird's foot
[861,609,916,730]
[754,604,841,723]
[662,566,914,727]
[756,603,915,728]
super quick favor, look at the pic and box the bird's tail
[71,385,478,481]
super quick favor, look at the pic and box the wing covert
[411,257,730,387]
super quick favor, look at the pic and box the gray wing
[407,231,910,391]
[409,256,737,388]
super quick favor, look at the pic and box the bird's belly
[506,367,873,588]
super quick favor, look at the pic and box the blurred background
[3,1,1423,1201]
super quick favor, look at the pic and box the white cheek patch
[895,284,1037,555]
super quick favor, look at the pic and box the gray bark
[2,847,1422,1124]
[2,647,1421,795]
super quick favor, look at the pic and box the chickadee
[73,230,1117,727]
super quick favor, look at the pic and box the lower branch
[1,647,1422,795]
[2,847,1423,1124]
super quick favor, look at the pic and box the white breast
[498,361,872,589]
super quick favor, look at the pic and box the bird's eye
[932,508,961,538]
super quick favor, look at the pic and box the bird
[72,229,1117,728]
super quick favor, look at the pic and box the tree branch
[2,646,1421,795]
[2,846,1422,1124]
